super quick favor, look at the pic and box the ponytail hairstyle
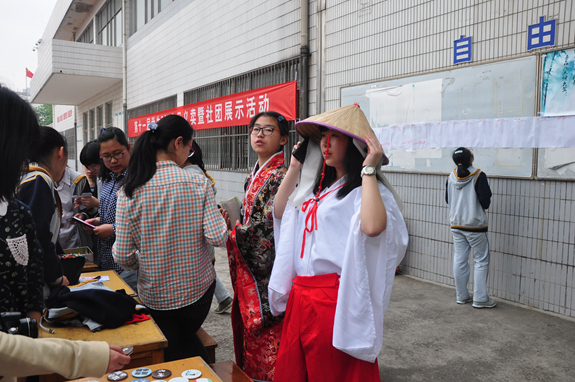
[452,147,473,178]
[0,86,40,202]
[98,127,129,182]
[249,111,289,152]
[188,140,206,174]
[123,115,193,198]
[31,126,68,165]
[312,127,383,199]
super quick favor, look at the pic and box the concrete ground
[203,247,575,381]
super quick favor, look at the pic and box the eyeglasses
[187,142,195,158]
[100,148,126,162]
[250,125,276,136]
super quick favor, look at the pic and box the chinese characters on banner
[128,81,297,137]
[57,109,73,123]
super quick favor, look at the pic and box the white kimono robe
[269,176,408,362]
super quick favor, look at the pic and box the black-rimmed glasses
[250,125,276,136]
[100,148,126,162]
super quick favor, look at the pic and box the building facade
[32,0,575,318]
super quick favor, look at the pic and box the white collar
[0,200,8,217]
[59,167,71,187]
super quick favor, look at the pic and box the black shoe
[215,297,233,314]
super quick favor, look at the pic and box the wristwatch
[361,165,376,177]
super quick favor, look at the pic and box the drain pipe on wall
[300,0,310,120]
[122,0,128,133]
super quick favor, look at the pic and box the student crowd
[0,86,413,382]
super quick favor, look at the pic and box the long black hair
[313,128,383,199]
[452,147,473,178]
[98,127,129,182]
[188,140,206,174]
[31,126,68,166]
[123,115,193,198]
[0,86,40,202]
[79,140,101,167]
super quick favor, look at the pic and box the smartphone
[74,192,93,199]
[292,137,309,164]
[72,216,96,229]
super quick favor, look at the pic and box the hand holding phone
[292,137,309,164]
[73,216,96,229]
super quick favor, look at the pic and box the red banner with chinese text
[128,81,297,137]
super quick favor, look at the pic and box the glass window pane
[146,0,152,20]
[116,10,123,46]
[102,25,108,46]
[160,0,171,12]
[106,102,113,126]
[89,109,95,141]
[83,113,89,143]
[136,0,145,30]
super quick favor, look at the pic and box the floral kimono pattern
[227,152,286,382]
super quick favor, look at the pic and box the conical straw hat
[295,104,374,143]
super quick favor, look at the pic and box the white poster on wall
[373,116,575,150]
[366,79,442,126]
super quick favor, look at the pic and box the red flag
[26,68,34,78]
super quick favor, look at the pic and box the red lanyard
[300,184,344,258]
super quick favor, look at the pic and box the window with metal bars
[183,57,301,172]
[61,128,76,160]
[126,95,177,145]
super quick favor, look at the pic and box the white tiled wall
[53,105,75,133]
[126,0,301,109]
[76,82,124,153]
[319,0,574,110]
[210,170,248,204]
[387,172,575,317]
[310,0,575,318]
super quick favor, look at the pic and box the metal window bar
[183,57,300,172]
[127,95,177,145]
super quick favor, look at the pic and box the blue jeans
[214,274,231,304]
[452,229,490,303]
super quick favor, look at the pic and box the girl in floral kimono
[224,111,288,381]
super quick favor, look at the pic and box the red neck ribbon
[299,130,344,258]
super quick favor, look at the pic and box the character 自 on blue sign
[528,16,556,50]
[454,35,472,64]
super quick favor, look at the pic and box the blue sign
[454,35,472,64]
[528,16,556,50]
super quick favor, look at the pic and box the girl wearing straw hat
[269,104,408,381]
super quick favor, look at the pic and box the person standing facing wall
[445,147,496,309]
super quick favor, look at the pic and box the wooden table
[70,357,234,382]
[210,361,254,382]
[39,271,167,382]
[79,270,137,296]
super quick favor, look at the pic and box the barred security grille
[185,57,301,172]
[127,95,177,145]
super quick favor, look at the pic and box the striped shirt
[112,161,228,310]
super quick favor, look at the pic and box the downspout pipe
[122,0,128,133]
[300,0,310,120]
